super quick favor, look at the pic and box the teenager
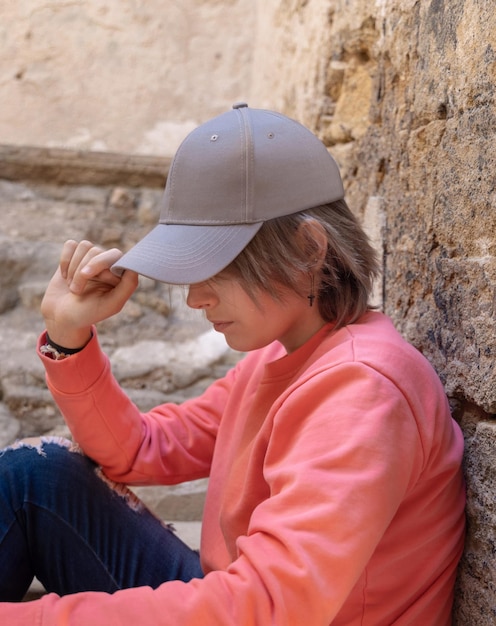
[0,103,465,625]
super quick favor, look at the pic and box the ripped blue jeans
[0,439,203,601]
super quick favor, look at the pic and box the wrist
[47,332,92,353]
[40,331,93,361]
[43,324,93,352]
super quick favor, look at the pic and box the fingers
[59,239,79,279]
[105,268,140,312]
[60,240,124,294]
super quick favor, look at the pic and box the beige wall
[0,0,255,155]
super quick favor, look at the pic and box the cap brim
[111,221,262,285]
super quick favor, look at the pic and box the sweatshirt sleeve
[37,329,232,485]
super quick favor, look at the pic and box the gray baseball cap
[112,103,344,284]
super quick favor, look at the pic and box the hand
[41,240,139,349]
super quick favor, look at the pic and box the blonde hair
[226,200,380,329]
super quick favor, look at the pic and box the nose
[186,281,217,309]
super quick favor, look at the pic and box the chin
[225,336,272,353]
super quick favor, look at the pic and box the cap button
[232,102,248,109]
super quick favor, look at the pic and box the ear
[295,218,328,269]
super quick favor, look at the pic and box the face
[186,274,326,354]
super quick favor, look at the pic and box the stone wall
[1,0,495,621]
[252,1,496,622]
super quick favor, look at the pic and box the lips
[211,321,232,332]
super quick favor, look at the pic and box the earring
[307,273,315,307]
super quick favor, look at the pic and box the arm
[4,363,456,626]
[39,328,233,484]
[38,239,224,483]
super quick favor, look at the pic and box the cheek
[236,314,282,348]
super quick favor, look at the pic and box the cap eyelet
[210,134,219,142]
[267,132,275,139]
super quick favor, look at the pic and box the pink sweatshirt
[3,312,465,625]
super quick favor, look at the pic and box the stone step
[131,479,207,522]
[166,520,202,551]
